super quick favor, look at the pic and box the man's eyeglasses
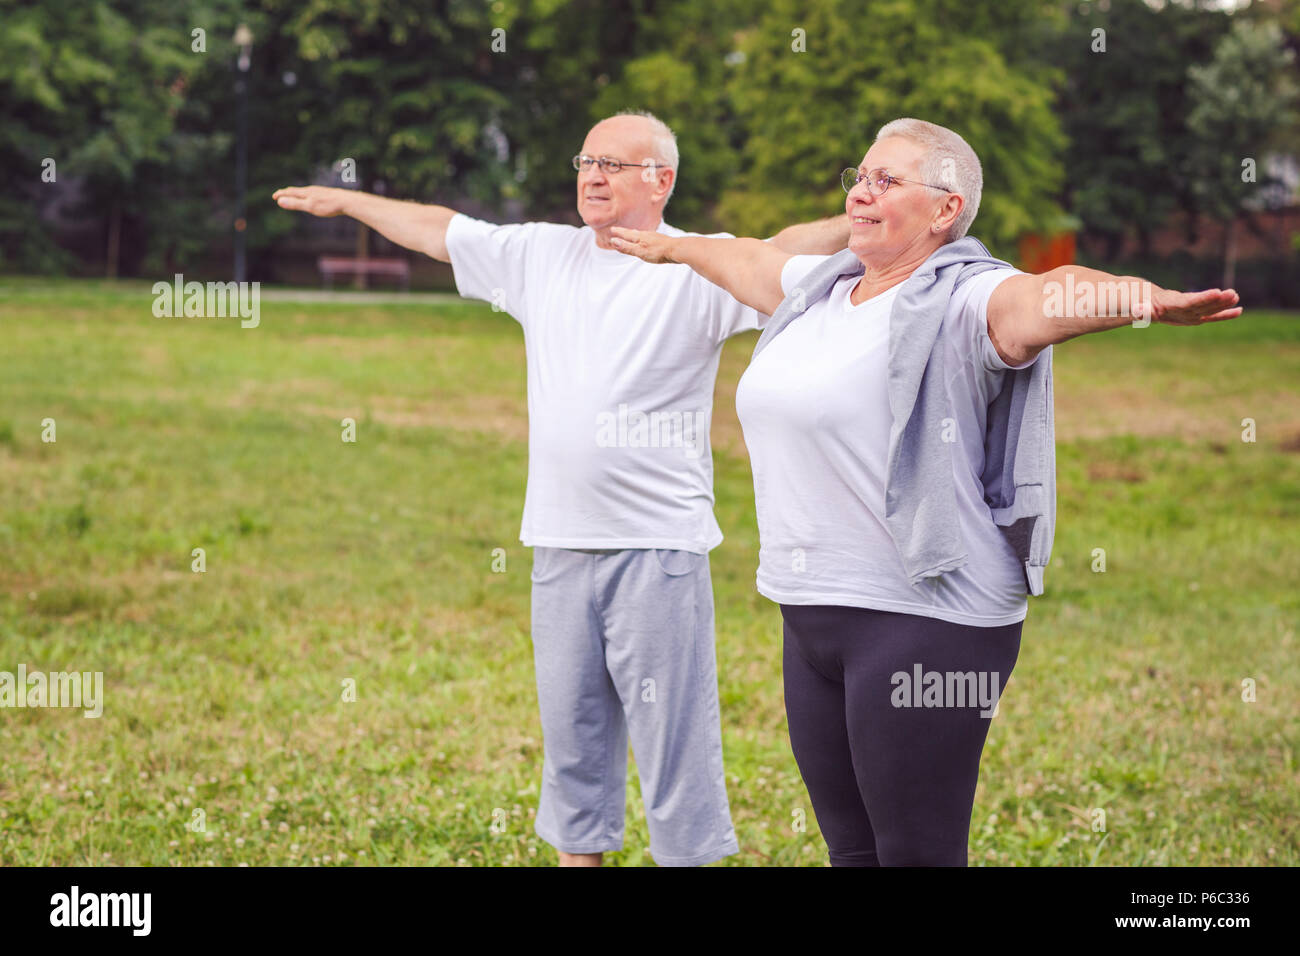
[573,154,669,174]
[841,167,952,196]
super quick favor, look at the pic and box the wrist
[338,188,360,219]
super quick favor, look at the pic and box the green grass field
[1,278,1296,866]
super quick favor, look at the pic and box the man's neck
[592,216,664,250]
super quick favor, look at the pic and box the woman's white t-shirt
[734,254,1039,627]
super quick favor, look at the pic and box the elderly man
[273,111,849,867]
[610,117,1240,866]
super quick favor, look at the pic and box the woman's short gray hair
[875,118,982,242]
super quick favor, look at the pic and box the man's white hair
[612,109,679,204]
[875,118,982,242]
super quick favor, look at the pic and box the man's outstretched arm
[272,186,457,262]
[768,214,850,255]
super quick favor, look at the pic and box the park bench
[317,256,411,290]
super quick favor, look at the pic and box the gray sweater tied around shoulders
[751,236,1056,597]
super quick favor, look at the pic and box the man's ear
[654,166,675,203]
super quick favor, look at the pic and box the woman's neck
[850,243,942,305]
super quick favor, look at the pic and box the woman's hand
[609,227,678,264]
[1146,287,1242,326]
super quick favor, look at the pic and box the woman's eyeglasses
[841,167,952,195]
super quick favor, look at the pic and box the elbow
[767,227,796,253]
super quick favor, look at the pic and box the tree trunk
[355,220,369,290]
[1103,230,1123,263]
[1223,216,1238,290]
[106,201,121,279]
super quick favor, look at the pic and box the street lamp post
[233,24,252,284]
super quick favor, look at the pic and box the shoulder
[450,213,579,241]
[781,253,839,298]
[944,266,1038,371]
[660,222,755,241]
[949,266,1024,312]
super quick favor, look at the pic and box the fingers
[1191,292,1240,320]
[1157,287,1242,325]
[610,226,651,241]
[1202,307,1244,322]
[1158,304,1244,325]
[272,186,312,210]
[1186,288,1239,310]
[609,226,651,257]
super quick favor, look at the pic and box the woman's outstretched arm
[986,266,1242,367]
[609,226,793,315]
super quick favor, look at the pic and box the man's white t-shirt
[445,213,765,553]
[734,254,1038,627]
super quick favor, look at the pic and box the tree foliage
[5,0,1299,279]
[713,0,1066,257]
[0,0,238,274]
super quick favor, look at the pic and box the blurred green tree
[585,0,752,230]
[0,0,237,276]
[714,0,1067,258]
[1186,17,1299,287]
[1052,0,1231,260]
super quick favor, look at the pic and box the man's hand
[272,186,457,261]
[1145,287,1242,326]
[272,185,351,218]
[609,227,677,263]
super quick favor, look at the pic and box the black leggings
[780,604,1022,867]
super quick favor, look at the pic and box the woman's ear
[932,193,963,234]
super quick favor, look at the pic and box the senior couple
[275,112,1239,867]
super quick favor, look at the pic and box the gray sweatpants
[529,546,739,866]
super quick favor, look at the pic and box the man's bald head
[576,111,679,243]
[588,112,679,203]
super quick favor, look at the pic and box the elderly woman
[609,117,1240,867]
